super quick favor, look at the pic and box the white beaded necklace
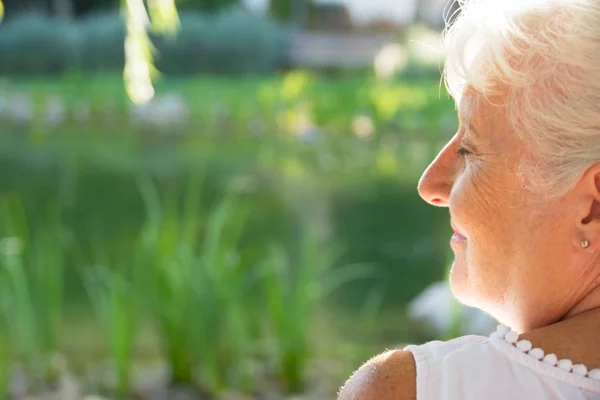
[493,324,600,380]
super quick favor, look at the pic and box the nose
[417,139,456,207]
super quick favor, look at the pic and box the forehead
[459,87,499,120]
[458,87,510,140]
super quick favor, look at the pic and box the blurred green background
[0,0,464,398]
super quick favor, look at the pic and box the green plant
[82,236,142,398]
[0,326,10,400]
[0,195,66,390]
[261,223,373,393]
[136,175,203,386]
[28,210,66,383]
[136,175,258,394]
[0,220,36,384]
[194,187,259,393]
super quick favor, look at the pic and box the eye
[456,147,472,158]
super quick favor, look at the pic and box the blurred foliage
[153,10,289,75]
[0,195,66,389]
[0,12,79,75]
[0,73,457,396]
[176,0,240,13]
[331,179,448,309]
[147,0,180,32]
[1,0,239,16]
[121,0,180,103]
[134,176,258,390]
[78,11,126,72]
[0,10,289,76]
[0,73,456,308]
[269,0,294,22]
[82,262,140,397]
[0,0,458,393]
[261,225,375,393]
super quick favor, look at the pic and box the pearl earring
[581,240,590,249]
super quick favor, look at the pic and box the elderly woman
[339,0,600,398]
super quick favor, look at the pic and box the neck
[562,283,600,322]
[512,276,600,333]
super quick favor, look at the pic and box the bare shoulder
[337,350,416,400]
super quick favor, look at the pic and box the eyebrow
[467,122,479,139]
[461,125,480,152]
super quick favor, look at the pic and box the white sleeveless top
[404,327,600,399]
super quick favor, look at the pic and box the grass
[135,174,258,393]
[260,224,376,393]
[81,235,144,398]
[189,186,256,393]
[0,195,66,394]
[136,176,202,386]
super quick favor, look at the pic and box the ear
[575,163,600,252]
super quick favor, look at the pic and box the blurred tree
[72,0,120,15]
[175,0,240,13]
[2,0,43,14]
[1,0,118,17]
[0,0,178,104]
[268,0,290,21]
[52,0,73,19]
[269,0,311,24]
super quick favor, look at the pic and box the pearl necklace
[493,324,600,380]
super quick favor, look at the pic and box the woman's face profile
[417,87,580,330]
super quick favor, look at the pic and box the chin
[449,259,510,329]
[448,259,479,308]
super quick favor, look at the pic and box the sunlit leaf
[147,0,179,34]
[122,0,179,104]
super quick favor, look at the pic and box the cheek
[450,164,504,238]
[448,161,530,304]
[449,164,517,276]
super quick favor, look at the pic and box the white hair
[443,0,600,196]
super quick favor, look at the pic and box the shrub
[77,11,126,73]
[177,0,241,13]
[0,12,79,75]
[0,10,288,76]
[153,10,289,75]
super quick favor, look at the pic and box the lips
[451,223,467,242]
[451,232,467,242]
